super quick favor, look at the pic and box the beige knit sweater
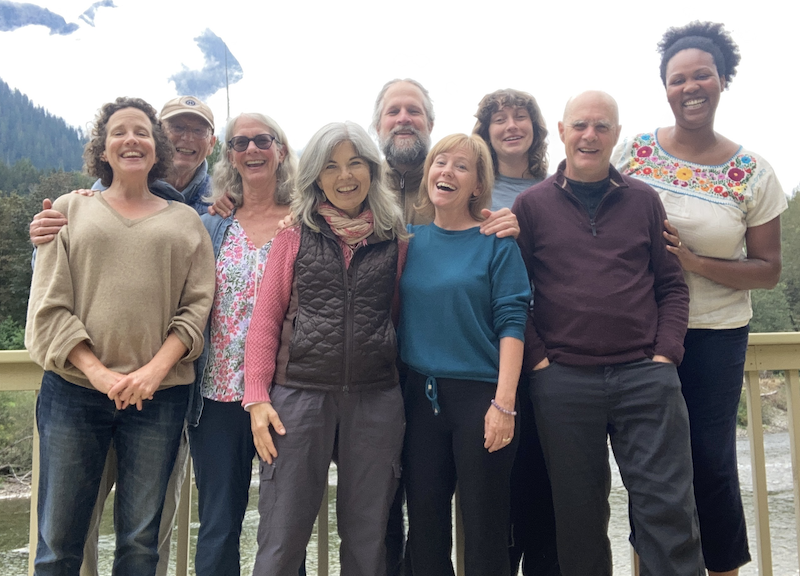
[25,193,215,390]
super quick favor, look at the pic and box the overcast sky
[1,0,796,193]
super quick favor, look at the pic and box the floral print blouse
[201,219,272,402]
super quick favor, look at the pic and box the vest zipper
[342,250,355,393]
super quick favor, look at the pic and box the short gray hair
[370,78,435,136]
[208,113,297,207]
[294,121,408,241]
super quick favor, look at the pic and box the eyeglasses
[166,123,212,139]
[228,134,277,152]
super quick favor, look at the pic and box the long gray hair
[294,121,407,241]
[207,112,297,207]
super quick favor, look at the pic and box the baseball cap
[159,96,215,131]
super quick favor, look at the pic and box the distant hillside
[0,78,84,171]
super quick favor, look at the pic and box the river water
[2,433,797,575]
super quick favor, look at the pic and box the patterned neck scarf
[317,202,375,267]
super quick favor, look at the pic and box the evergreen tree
[0,77,85,172]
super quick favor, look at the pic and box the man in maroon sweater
[512,91,704,576]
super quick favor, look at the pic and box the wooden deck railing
[3,331,800,576]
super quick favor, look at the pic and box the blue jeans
[35,371,188,576]
[188,398,257,576]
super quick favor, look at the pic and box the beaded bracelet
[491,399,517,416]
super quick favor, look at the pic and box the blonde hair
[416,134,494,223]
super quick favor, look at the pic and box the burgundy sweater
[512,162,689,369]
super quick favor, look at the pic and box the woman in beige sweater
[25,96,215,576]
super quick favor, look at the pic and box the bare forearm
[495,337,523,408]
[146,333,189,380]
[67,341,105,379]
[664,217,782,291]
[685,254,781,290]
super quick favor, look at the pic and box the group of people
[25,20,787,576]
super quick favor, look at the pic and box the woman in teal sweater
[398,133,530,576]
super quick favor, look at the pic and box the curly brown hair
[658,21,741,88]
[84,97,173,187]
[473,89,548,180]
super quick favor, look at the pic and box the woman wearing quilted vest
[398,134,530,576]
[243,121,408,576]
[613,22,787,576]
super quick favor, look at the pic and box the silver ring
[678,241,682,247]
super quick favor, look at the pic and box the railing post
[454,490,464,576]
[745,368,773,576]
[317,481,329,576]
[175,458,193,576]
[27,390,39,576]
[785,369,800,566]
[630,547,639,576]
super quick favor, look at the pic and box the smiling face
[558,92,621,183]
[102,107,157,180]
[229,117,285,189]
[665,48,725,131]
[427,146,481,218]
[316,140,371,217]
[163,113,216,178]
[488,106,534,165]
[377,81,433,169]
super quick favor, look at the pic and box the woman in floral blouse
[188,112,299,576]
[613,22,787,576]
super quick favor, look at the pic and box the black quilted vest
[282,221,399,392]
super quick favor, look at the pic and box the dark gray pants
[529,359,704,576]
[253,384,404,576]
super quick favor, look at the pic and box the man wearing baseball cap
[151,95,217,214]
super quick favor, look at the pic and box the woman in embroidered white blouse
[613,21,787,576]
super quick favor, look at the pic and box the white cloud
[0,0,797,191]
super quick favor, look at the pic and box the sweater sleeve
[511,194,548,370]
[489,238,530,342]
[25,197,93,371]
[648,192,690,364]
[243,227,301,406]
[167,223,215,362]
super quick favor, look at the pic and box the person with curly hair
[614,22,788,576]
[25,96,215,576]
[26,95,219,576]
[473,89,559,576]
[473,89,549,210]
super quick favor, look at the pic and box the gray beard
[381,133,430,168]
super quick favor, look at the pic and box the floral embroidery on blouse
[620,132,756,210]
[201,220,272,402]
